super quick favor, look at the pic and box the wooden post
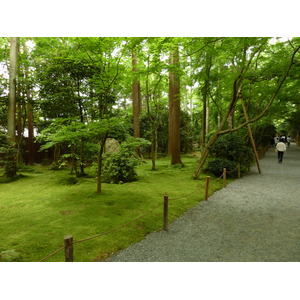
[241,97,261,174]
[223,168,227,187]
[237,163,241,179]
[64,235,74,262]
[163,193,169,231]
[205,176,210,201]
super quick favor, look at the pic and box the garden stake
[223,168,227,187]
[64,235,74,262]
[205,176,210,201]
[163,193,169,231]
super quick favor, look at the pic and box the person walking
[276,138,287,163]
[287,136,291,148]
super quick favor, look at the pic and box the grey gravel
[108,143,300,262]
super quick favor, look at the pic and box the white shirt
[276,142,286,152]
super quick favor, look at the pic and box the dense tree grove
[1,37,300,186]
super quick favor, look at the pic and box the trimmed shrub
[102,151,140,184]
[205,158,238,178]
[209,132,254,172]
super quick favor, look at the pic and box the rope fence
[38,163,241,262]
[38,202,162,262]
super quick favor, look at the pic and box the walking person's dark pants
[278,151,284,163]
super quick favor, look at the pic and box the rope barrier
[73,203,161,245]
[168,189,198,201]
[211,172,224,181]
[38,246,65,262]
[38,202,162,262]
[39,166,239,262]
[226,166,238,173]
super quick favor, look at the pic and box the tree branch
[218,44,300,136]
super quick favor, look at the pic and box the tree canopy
[1,37,300,183]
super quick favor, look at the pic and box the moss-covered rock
[0,249,21,262]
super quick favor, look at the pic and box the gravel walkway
[108,143,300,262]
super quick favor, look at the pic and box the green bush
[102,137,150,184]
[205,158,238,178]
[252,122,276,147]
[102,152,140,183]
[209,132,254,172]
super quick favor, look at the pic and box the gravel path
[108,143,300,262]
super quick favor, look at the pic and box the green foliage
[286,110,300,138]
[205,158,238,178]
[102,137,151,183]
[140,109,169,154]
[0,130,7,167]
[36,117,127,176]
[209,132,254,173]
[0,131,18,177]
[180,110,193,153]
[102,152,140,184]
[252,122,276,147]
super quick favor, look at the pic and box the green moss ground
[0,156,229,262]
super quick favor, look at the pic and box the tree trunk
[16,92,23,165]
[168,79,173,157]
[5,37,18,177]
[97,132,108,194]
[200,53,212,148]
[151,124,159,171]
[79,140,85,176]
[228,109,234,130]
[78,86,86,176]
[50,144,60,170]
[7,38,18,142]
[132,53,141,156]
[168,44,182,165]
[194,77,242,179]
[151,127,156,171]
[27,101,34,165]
[70,145,77,175]
[24,42,35,165]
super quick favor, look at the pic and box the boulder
[104,138,120,154]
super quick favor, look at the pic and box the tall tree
[7,38,18,142]
[200,48,212,147]
[25,58,35,166]
[78,37,125,193]
[168,43,182,165]
[5,37,18,177]
[132,52,141,155]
